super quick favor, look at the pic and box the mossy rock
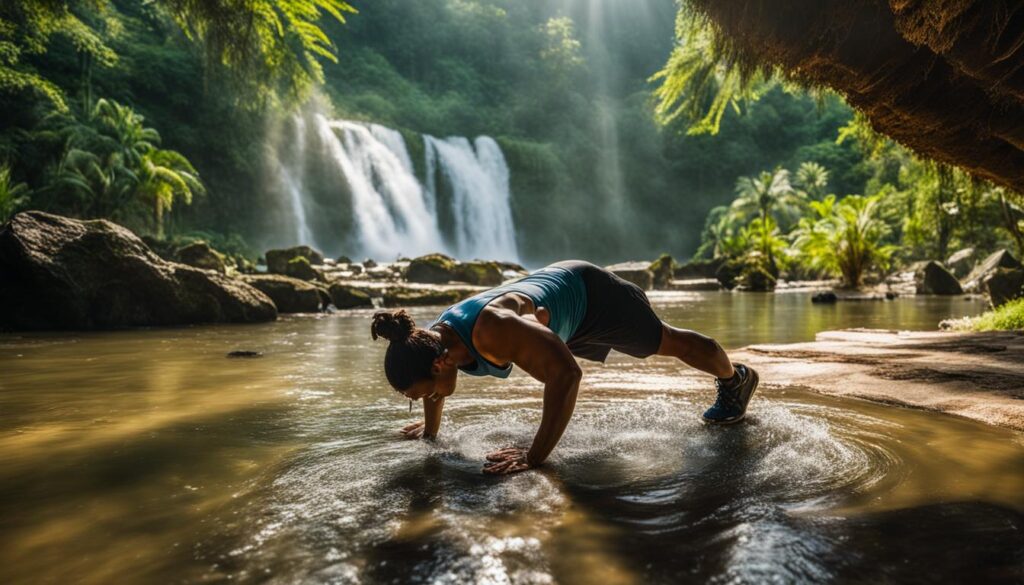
[243,274,325,313]
[265,246,324,274]
[284,256,323,282]
[405,253,459,284]
[738,264,777,292]
[382,288,464,307]
[176,241,227,274]
[329,283,373,309]
[455,260,503,286]
[715,259,744,290]
[648,254,677,289]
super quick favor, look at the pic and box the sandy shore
[732,329,1024,431]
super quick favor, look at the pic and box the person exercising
[370,260,759,475]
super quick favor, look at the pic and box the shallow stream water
[2,292,1022,584]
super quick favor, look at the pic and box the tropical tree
[0,164,30,223]
[87,98,161,168]
[794,161,830,200]
[136,150,204,237]
[793,194,896,288]
[56,148,136,219]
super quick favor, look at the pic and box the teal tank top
[430,265,587,378]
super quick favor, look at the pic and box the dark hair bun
[371,310,416,342]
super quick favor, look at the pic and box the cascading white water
[271,111,520,263]
[315,115,446,260]
[276,116,317,248]
[424,135,518,261]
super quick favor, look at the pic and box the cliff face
[689,0,1024,193]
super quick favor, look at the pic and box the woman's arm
[400,367,455,440]
[475,309,582,473]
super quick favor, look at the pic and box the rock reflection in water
[0,295,1020,584]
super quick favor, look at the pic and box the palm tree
[136,150,204,237]
[88,98,161,168]
[794,161,829,200]
[793,194,896,288]
[56,149,136,219]
[0,164,31,223]
[730,168,805,269]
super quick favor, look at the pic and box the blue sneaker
[702,364,759,424]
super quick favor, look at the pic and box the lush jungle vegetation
[2,0,1022,275]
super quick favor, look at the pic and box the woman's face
[402,378,438,402]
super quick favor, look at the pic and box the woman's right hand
[400,420,426,439]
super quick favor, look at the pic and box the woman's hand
[483,446,531,475]
[400,420,425,439]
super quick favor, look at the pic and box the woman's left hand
[483,447,531,475]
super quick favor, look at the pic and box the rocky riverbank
[730,328,1024,431]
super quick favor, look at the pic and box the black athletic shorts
[551,260,664,362]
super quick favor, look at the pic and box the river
[1,292,1022,584]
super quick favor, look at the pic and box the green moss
[455,261,503,286]
[649,253,677,288]
[971,297,1024,331]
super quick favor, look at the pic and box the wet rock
[982,268,1024,308]
[496,260,527,273]
[675,258,723,280]
[176,241,227,274]
[382,287,465,307]
[227,350,263,358]
[605,261,654,290]
[648,254,676,289]
[946,247,976,278]
[455,260,503,286]
[714,259,744,290]
[363,258,378,269]
[266,246,324,275]
[737,264,777,292]
[406,253,459,284]
[242,274,326,313]
[0,211,276,330]
[365,265,397,280]
[283,256,324,282]
[348,263,364,275]
[963,250,1022,293]
[140,235,177,261]
[329,283,373,309]
[812,291,838,303]
[915,261,963,295]
[670,278,722,291]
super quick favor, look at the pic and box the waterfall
[270,112,520,263]
[424,135,518,261]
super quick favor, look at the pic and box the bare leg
[655,323,735,379]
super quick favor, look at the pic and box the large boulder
[605,262,654,291]
[176,241,227,274]
[982,268,1024,308]
[737,263,777,292]
[648,254,676,289]
[406,253,459,284]
[675,258,723,280]
[0,211,276,330]
[455,260,503,286]
[914,261,963,295]
[329,283,373,309]
[382,287,465,307]
[266,245,324,275]
[963,249,1022,293]
[945,247,976,279]
[242,274,326,313]
[283,256,324,282]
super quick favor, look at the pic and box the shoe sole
[702,366,760,425]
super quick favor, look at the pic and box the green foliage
[0,163,31,222]
[792,194,896,287]
[948,297,1024,332]
[650,9,769,135]
[729,167,806,231]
